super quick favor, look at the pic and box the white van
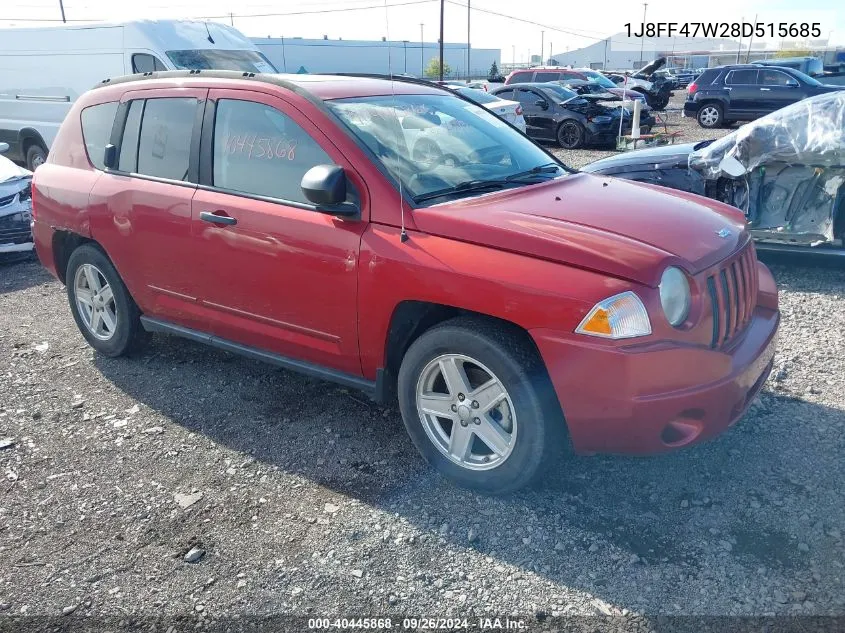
[0,19,277,169]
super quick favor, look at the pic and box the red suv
[32,71,779,493]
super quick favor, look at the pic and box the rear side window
[533,72,561,82]
[506,72,532,84]
[494,89,514,100]
[726,69,758,85]
[212,99,334,204]
[80,101,118,170]
[137,98,197,180]
[697,69,720,85]
[132,54,167,73]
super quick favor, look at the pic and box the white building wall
[252,37,500,78]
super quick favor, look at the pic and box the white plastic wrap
[688,91,845,179]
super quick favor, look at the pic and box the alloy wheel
[699,106,720,127]
[415,354,517,471]
[74,263,118,341]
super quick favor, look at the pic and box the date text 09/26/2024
[625,22,822,39]
[307,618,527,630]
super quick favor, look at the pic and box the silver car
[0,142,34,260]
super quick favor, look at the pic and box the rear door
[723,69,761,117]
[757,68,804,112]
[189,89,368,374]
[87,88,207,326]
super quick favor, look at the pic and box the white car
[0,142,33,260]
[449,87,527,132]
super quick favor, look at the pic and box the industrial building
[252,36,501,78]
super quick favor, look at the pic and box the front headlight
[659,266,691,327]
[590,115,613,123]
[575,291,651,339]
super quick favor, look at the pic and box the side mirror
[535,99,549,110]
[719,155,746,178]
[300,164,358,217]
[0,142,9,154]
[103,144,117,169]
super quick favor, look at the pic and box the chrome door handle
[200,211,237,226]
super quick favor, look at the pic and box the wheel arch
[18,127,49,154]
[52,230,95,284]
[381,301,553,401]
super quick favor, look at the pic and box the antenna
[205,21,215,44]
[384,0,409,243]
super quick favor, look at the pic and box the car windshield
[328,94,564,203]
[538,84,579,101]
[582,71,617,89]
[165,49,277,73]
[455,87,502,104]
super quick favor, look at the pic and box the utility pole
[59,0,66,22]
[512,44,515,70]
[540,31,544,66]
[420,24,424,76]
[439,0,445,80]
[736,16,743,63]
[745,14,757,63]
[466,0,471,81]
[639,3,647,65]
[403,41,408,72]
[549,42,552,65]
[604,38,608,69]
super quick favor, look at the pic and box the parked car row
[29,69,780,493]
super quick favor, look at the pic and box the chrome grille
[707,244,758,348]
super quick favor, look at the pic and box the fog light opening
[660,418,704,447]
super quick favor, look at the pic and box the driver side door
[514,89,554,140]
[189,89,369,375]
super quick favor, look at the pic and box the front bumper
[531,283,779,455]
[0,201,33,254]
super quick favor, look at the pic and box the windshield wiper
[413,164,565,204]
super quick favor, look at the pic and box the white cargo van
[0,20,277,169]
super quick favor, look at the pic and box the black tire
[66,244,146,357]
[397,317,563,494]
[25,144,48,171]
[697,103,723,129]
[556,120,585,149]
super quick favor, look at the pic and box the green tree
[488,61,500,81]
[424,57,452,79]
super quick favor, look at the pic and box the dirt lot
[2,93,845,623]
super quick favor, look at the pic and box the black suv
[684,64,843,128]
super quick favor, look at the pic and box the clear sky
[2,0,842,61]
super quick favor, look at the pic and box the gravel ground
[1,109,844,622]
[551,92,735,168]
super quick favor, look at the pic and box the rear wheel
[25,143,47,171]
[556,120,585,149]
[697,103,723,128]
[66,244,146,357]
[397,318,562,493]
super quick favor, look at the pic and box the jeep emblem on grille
[716,228,732,238]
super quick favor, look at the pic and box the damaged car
[606,58,674,110]
[0,142,34,262]
[583,91,845,255]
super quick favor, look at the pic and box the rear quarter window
[533,72,561,82]
[80,101,119,170]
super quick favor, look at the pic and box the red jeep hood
[411,173,747,287]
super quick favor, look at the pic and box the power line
[0,0,437,22]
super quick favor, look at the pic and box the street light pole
[467,0,471,81]
[639,3,647,65]
[420,24,424,76]
[403,41,408,73]
[59,0,66,22]
[540,31,544,66]
[439,0,445,81]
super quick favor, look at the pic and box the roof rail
[91,69,297,92]
[326,72,445,88]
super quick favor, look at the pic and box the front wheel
[556,120,585,149]
[397,318,562,493]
